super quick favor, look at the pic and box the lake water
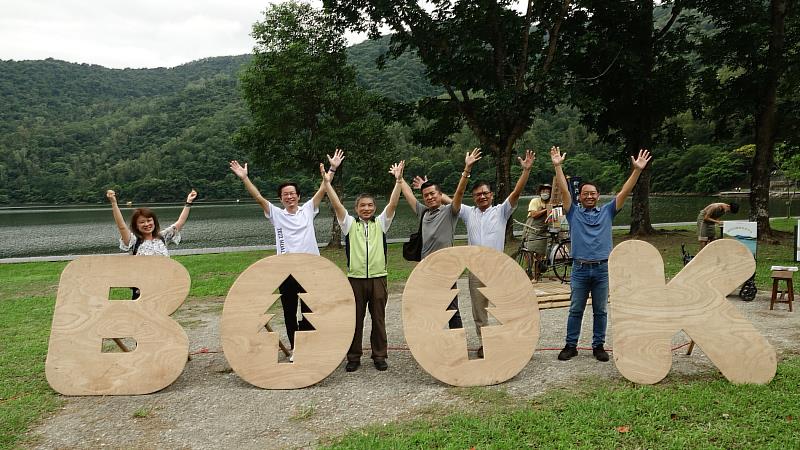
[1,195,797,258]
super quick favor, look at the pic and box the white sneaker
[289,351,294,362]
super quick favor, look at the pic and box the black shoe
[557,345,578,361]
[476,346,484,358]
[345,360,360,372]
[593,346,610,362]
[374,359,388,371]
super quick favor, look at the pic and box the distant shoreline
[3,191,798,208]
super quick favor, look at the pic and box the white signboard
[796,219,799,262]
[723,221,757,257]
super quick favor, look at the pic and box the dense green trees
[688,0,799,238]
[324,0,580,214]
[0,3,796,218]
[565,1,695,234]
[236,1,393,246]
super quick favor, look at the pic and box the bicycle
[681,243,756,301]
[511,219,572,283]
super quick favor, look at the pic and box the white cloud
[0,0,303,68]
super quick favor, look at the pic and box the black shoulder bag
[403,210,427,262]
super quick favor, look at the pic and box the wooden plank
[45,256,190,395]
[610,239,776,385]
[221,253,355,389]
[403,246,539,387]
[538,301,571,310]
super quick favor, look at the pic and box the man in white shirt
[229,150,343,350]
[452,148,534,357]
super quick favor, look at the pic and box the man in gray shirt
[400,149,478,329]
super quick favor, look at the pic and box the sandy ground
[29,280,800,449]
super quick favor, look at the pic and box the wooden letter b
[45,256,190,395]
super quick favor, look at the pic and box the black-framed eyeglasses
[473,191,492,197]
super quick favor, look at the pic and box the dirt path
[30,281,800,449]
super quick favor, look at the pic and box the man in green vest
[321,160,405,372]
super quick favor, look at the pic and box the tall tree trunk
[494,141,512,203]
[628,0,656,236]
[628,131,655,234]
[493,138,518,242]
[629,167,655,235]
[751,0,787,241]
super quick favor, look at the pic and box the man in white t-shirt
[229,150,344,350]
[452,149,534,358]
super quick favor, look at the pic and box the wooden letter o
[402,246,539,386]
[221,253,355,389]
[45,256,190,395]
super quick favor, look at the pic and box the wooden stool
[770,270,795,312]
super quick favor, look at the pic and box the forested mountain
[0,36,456,204]
[0,57,252,203]
[346,36,443,101]
[0,34,760,204]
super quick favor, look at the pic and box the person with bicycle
[523,183,552,280]
[451,148,535,357]
[551,146,652,363]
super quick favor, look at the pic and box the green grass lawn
[0,222,797,448]
[324,359,800,449]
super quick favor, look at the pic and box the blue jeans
[566,261,609,348]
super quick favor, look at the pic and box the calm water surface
[1,195,797,258]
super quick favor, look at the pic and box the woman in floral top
[106,189,197,256]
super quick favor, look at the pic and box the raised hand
[465,147,482,168]
[327,148,345,171]
[320,163,333,184]
[412,175,428,190]
[550,146,565,167]
[229,160,248,179]
[389,160,405,180]
[106,190,117,203]
[518,149,535,169]
[186,189,198,203]
[631,148,652,171]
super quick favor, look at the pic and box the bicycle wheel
[739,276,757,301]
[514,249,534,279]
[550,241,572,283]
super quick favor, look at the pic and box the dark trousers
[279,275,313,349]
[448,283,463,329]
[347,277,389,362]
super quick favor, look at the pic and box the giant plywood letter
[403,246,539,386]
[221,253,355,389]
[610,239,776,384]
[46,256,190,395]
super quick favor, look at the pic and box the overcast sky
[0,0,365,69]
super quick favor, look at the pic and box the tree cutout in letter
[403,246,539,386]
[463,269,501,360]
[609,239,776,385]
[46,256,190,395]
[222,254,354,389]
[264,276,315,362]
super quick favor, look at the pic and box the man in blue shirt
[551,146,652,362]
